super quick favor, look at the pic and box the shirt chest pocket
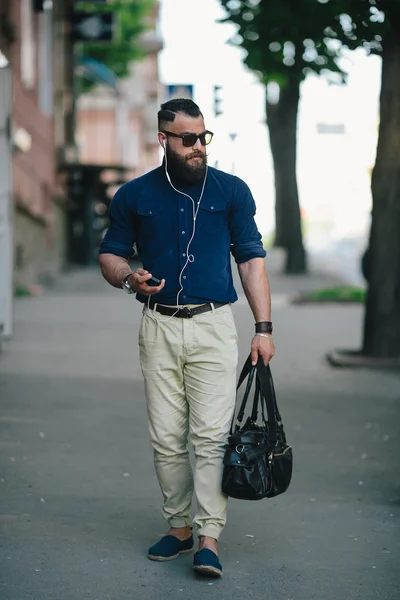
[197,200,226,233]
[136,203,168,240]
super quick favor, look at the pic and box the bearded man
[99,98,274,578]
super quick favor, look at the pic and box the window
[20,0,36,89]
[38,3,53,115]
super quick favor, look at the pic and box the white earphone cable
[146,144,208,323]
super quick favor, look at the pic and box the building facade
[0,0,163,339]
[0,0,69,291]
[77,4,163,178]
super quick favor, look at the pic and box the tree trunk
[362,28,400,358]
[266,79,307,274]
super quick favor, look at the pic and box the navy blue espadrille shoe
[147,534,194,561]
[193,548,223,577]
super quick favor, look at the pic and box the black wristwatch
[121,272,135,295]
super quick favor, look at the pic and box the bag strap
[256,357,278,444]
[230,365,256,432]
[236,353,253,389]
[250,377,260,423]
[229,355,255,434]
[267,362,282,423]
[230,354,282,443]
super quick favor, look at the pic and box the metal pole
[229,132,237,175]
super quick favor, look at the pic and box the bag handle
[234,362,256,426]
[229,355,254,433]
[230,354,281,442]
[255,357,277,444]
[250,377,261,423]
[236,353,253,389]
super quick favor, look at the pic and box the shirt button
[210,206,214,210]
[183,276,187,280]
[182,253,186,257]
[182,231,185,235]
[149,210,152,214]
[180,208,184,212]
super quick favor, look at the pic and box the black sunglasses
[161,130,214,147]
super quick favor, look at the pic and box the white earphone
[147,143,208,322]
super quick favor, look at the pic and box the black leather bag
[222,355,293,500]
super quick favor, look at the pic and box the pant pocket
[138,312,158,346]
[219,306,239,342]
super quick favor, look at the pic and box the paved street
[1,253,399,600]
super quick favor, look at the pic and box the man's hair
[158,98,203,131]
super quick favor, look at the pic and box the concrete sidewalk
[0,254,399,600]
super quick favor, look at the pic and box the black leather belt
[152,302,228,319]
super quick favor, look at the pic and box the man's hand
[128,269,165,296]
[251,335,275,366]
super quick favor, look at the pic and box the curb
[326,349,400,370]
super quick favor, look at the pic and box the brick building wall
[4,0,67,287]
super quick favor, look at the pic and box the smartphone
[147,276,161,287]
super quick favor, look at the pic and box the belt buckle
[181,306,192,318]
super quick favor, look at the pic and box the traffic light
[213,85,223,117]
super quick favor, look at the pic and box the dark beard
[165,146,207,186]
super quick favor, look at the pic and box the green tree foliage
[217,0,381,274]
[220,0,400,357]
[76,0,154,89]
[219,0,345,85]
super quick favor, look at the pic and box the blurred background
[0,0,397,355]
[1,5,399,596]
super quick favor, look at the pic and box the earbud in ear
[162,140,166,149]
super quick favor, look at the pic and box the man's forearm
[237,257,271,322]
[99,253,131,289]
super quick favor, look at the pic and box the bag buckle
[235,444,244,454]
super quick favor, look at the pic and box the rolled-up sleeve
[99,185,136,259]
[229,177,266,264]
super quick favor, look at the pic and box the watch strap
[122,272,133,286]
[255,321,273,334]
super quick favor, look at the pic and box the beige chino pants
[138,303,238,541]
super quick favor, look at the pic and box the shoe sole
[147,547,194,562]
[193,564,223,577]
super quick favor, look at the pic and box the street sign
[77,56,119,89]
[165,84,194,101]
[71,12,114,42]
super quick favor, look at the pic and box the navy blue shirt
[99,165,266,305]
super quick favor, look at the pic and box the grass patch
[295,286,366,304]
[14,285,33,297]
[14,284,44,297]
